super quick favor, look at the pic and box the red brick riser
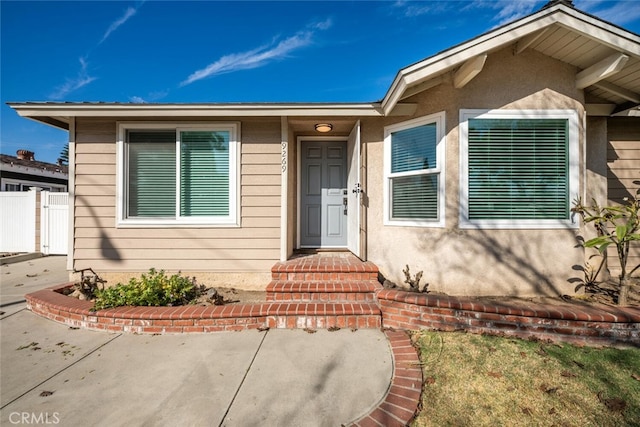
[378,289,640,347]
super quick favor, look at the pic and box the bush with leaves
[93,268,205,310]
[572,196,640,305]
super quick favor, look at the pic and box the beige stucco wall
[365,47,587,296]
[72,117,282,290]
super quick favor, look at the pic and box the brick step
[266,280,381,302]
[269,302,382,329]
[271,256,379,282]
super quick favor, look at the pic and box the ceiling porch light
[314,123,333,133]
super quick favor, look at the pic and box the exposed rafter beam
[576,52,629,89]
[453,54,488,89]
[593,80,640,103]
[514,28,550,54]
[612,101,640,116]
[400,76,444,100]
[388,103,417,116]
[585,103,616,116]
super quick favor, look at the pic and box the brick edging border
[377,289,640,347]
[25,284,382,333]
[348,329,422,427]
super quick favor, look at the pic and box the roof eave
[380,3,640,115]
[8,102,384,130]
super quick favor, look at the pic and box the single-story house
[9,1,640,296]
[1,150,68,192]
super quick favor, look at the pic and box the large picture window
[460,110,579,228]
[118,123,239,226]
[384,112,445,226]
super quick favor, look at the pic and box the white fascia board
[9,103,383,118]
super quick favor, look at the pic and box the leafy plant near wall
[572,196,640,306]
[93,268,206,310]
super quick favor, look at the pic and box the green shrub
[93,268,204,310]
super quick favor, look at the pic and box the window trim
[459,109,579,229]
[116,122,240,227]
[383,112,446,227]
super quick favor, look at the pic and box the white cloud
[48,2,144,99]
[100,6,137,44]
[575,0,640,25]
[311,18,333,30]
[463,0,540,26]
[393,0,451,17]
[49,57,97,100]
[394,0,540,25]
[180,20,332,87]
[129,90,169,104]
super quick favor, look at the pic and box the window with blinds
[121,124,238,225]
[460,110,579,229]
[127,131,176,217]
[179,131,229,217]
[467,118,569,220]
[384,113,445,226]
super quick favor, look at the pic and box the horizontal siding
[75,164,115,175]
[242,186,281,196]
[73,117,282,278]
[75,227,279,239]
[75,238,279,249]
[75,174,115,186]
[75,248,279,260]
[606,117,639,278]
[242,175,281,186]
[75,216,282,229]
[242,196,282,207]
[75,185,115,196]
[74,258,277,272]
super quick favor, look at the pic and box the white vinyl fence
[40,191,69,255]
[0,189,69,255]
[0,190,36,252]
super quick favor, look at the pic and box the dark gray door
[300,140,348,247]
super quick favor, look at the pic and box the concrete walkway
[1,257,394,426]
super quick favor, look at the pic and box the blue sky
[2,0,639,165]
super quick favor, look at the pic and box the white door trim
[347,121,361,257]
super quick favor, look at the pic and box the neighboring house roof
[8,1,640,125]
[0,153,68,180]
